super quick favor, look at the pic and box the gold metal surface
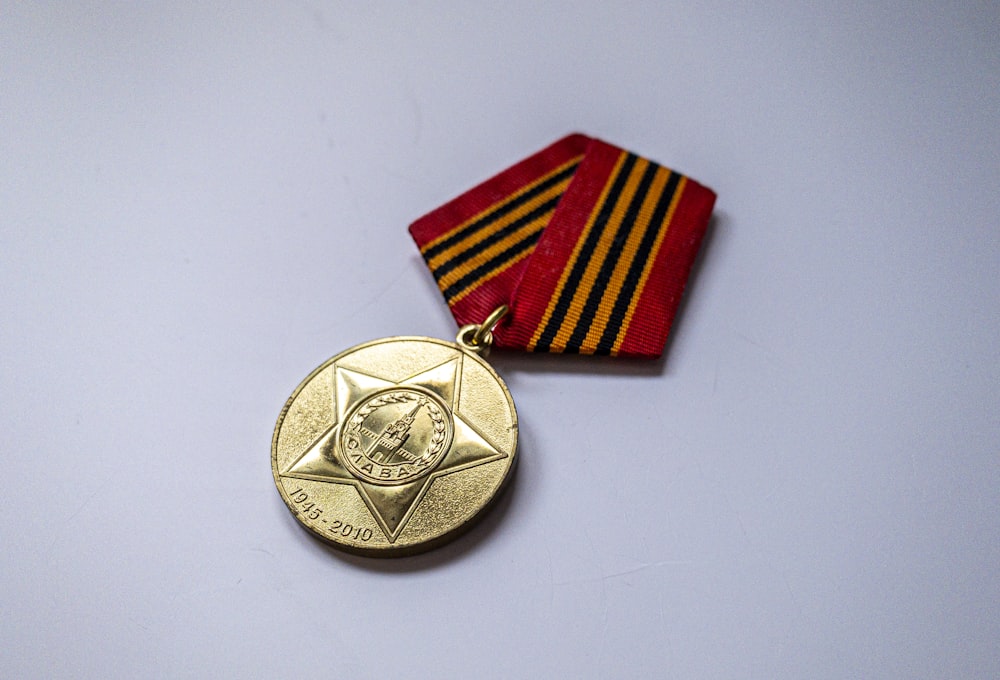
[473,304,509,346]
[456,304,509,357]
[271,336,517,556]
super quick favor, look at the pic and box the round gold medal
[271,336,517,556]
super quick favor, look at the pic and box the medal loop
[456,304,509,357]
[473,304,510,346]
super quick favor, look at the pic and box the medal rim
[271,335,518,557]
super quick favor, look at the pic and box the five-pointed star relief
[281,356,506,542]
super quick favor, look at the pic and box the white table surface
[2,3,998,678]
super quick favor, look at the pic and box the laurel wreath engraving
[348,391,448,462]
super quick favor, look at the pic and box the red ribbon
[410,134,716,358]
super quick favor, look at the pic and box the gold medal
[273,135,716,557]
[271,310,517,556]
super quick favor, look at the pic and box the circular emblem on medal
[340,388,453,485]
[271,336,517,556]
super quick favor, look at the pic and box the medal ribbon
[409,134,716,358]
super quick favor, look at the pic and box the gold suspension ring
[456,305,510,356]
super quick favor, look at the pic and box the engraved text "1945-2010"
[287,487,373,542]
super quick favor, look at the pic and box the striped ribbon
[409,134,716,358]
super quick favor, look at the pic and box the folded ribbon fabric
[409,133,716,358]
